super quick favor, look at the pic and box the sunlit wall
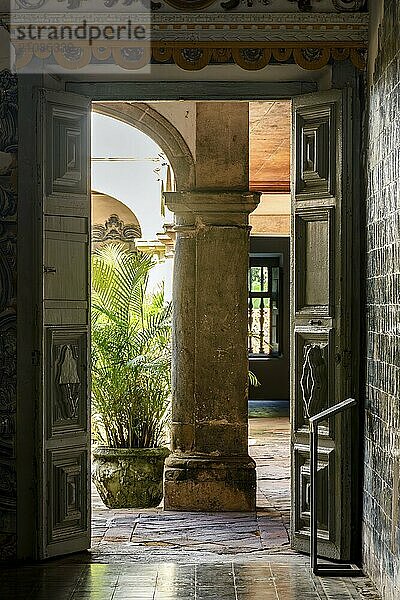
[91,112,174,300]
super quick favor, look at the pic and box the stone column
[163,191,260,512]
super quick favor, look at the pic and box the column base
[163,454,256,512]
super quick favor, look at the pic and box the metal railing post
[310,417,318,574]
[309,397,363,577]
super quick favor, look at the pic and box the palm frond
[249,370,261,388]
[91,243,172,449]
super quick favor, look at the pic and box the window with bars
[248,256,282,357]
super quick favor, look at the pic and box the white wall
[91,111,173,300]
[147,101,197,160]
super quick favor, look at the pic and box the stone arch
[93,102,195,191]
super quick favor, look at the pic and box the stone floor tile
[2,559,382,600]
[10,417,365,599]
[89,417,293,560]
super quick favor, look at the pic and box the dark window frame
[248,253,284,358]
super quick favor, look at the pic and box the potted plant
[91,243,172,509]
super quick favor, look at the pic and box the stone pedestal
[163,191,260,512]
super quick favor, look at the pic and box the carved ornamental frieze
[11,0,368,10]
[0,69,17,560]
[150,44,366,71]
[9,0,368,72]
[157,0,367,10]
[92,214,141,245]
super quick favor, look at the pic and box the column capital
[164,190,261,227]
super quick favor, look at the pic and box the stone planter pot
[92,446,170,509]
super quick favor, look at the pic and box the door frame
[16,66,364,560]
[66,80,318,101]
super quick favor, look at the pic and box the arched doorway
[90,108,184,300]
[93,102,195,192]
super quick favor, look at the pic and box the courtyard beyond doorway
[91,416,290,559]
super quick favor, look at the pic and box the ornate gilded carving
[0,534,16,561]
[293,47,331,70]
[0,319,16,416]
[161,0,271,7]
[11,5,368,71]
[55,344,81,421]
[174,47,212,70]
[159,0,367,9]
[232,47,272,70]
[163,0,216,8]
[0,181,16,220]
[0,71,17,224]
[287,0,313,10]
[0,225,16,314]
[15,42,366,71]
[0,464,16,506]
[0,71,17,155]
[0,69,17,561]
[300,344,327,419]
[332,0,366,11]
[220,0,242,7]
[13,0,367,8]
[0,316,16,461]
[92,214,141,244]
[350,47,367,70]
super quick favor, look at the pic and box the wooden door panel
[295,208,334,316]
[295,103,337,199]
[46,447,89,554]
[38,89,91,559]
[44,232,88,302]
[291,89,355,561]
[294,444,335,555]
[46,328,88,439]
[294,329,333,433]
[45,103,88,195]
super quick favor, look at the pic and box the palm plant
[91,243,172,449]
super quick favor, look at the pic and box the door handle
[309,319,322,326]
[43,266,57,274]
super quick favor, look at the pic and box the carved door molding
[37,89,91,559]
[291,89,357,560]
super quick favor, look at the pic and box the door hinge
[335,350,352,368]
[31,350,40,366]
[343,350,352,367]
[36,164,41,186]
[34,305,39,328]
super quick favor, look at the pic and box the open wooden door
[37,89,91,558]
[290,89,358,560]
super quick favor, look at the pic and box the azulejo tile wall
[0,69,18,560]
[364,1,400,598]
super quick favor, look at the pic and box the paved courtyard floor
[90,416,291,559]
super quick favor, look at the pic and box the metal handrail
[309,397,362,577]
